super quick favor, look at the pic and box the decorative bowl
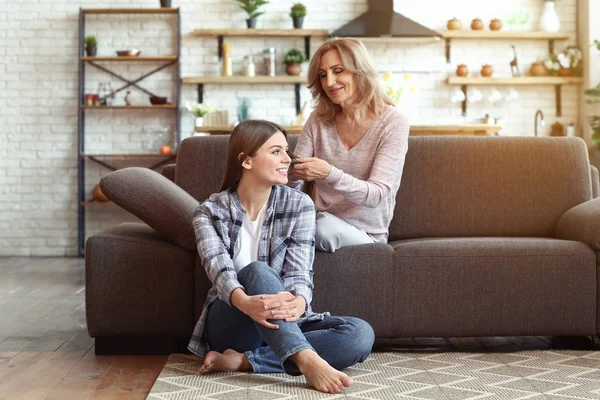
[116,49,141,57]
[149,95,168,105]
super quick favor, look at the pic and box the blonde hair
[307,38,393,121]
[221,120,289,190]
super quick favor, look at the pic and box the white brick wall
[0,0,586,256]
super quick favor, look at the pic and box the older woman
[289,38,410,252]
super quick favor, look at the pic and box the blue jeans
[205,261,375,375]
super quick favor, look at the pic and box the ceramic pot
[471,18,484,30]
[195,117,204,128]
[481,64,494,77]
[85,45,97,57]
[557,67,573,76]
[456,64,469,77]
[447,18,462,30]
[92,184,109,202]
[529,61,548,76]
[285,63,302,76]
[540,1,560,32]
[489,19,502,31]
[293,16,304,29]
[159,145,172,155]
[246,18,256,29]
[159,0,171,7]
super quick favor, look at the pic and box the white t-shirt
[233,202,268,272]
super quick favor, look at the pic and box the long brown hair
[220,119,292,190]
[307,38,393,121]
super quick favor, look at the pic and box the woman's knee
[349,318,375,360]
[237,261,283,294]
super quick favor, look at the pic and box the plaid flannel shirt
[188,184,320,357]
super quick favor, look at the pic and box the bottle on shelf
[222,43,232,77]
[243,55,256,77]
[263,47,276,77]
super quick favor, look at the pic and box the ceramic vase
[540,1,560,32]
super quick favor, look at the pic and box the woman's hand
[231,289,280,329]
[262,292,306,322]
[289,157,332,181]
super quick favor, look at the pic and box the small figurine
[124,90,133,106]
[510,45,521,77]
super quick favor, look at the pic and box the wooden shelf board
[197,124,503,136]
[182,75,307,84]
[192,28,329,37]
[82,56,178,62]
[82,8,179,14]
[440,30,570,40]
[446,76,583,85]
[82,153,176,158]
[82,105,178,109]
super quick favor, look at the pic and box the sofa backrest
[389,136,592,239]
[176,135,591,240]
[175,135,299,202]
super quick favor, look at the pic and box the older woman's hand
[289,157,332,181]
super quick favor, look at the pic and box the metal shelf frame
[77,7,182,256]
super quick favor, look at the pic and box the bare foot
[199,349,252,374]
[292,349,353,394]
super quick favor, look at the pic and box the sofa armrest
[591,166,599,198]
[162,163,176,182]
[556,197,600,250]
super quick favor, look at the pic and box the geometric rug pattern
[148,350,600,399]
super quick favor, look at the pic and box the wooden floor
[1,257,596,400]
[0,257,167,400]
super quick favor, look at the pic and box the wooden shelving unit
[81,153,176,158]
[187,28,326,115]
[81,56,178,62]
[446,76,583,85]
[82,8,178,14]
[196,124,503,136]
[446,76,582,117]
[192,28,329,37]
[182,76,307,84]
[77,7,181,256]
[439,30,571,62]
[82,105,178,109]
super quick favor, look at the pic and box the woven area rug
[147,350,600,399]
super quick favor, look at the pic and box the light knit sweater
[292,105,410,242]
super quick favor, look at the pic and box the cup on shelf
[467,88,483,103]
[487,87,502,103]
[450,88,466,104]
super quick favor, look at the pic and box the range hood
[332,0,441,39]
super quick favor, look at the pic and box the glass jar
[242,55,256,77]
[263,47,276,77]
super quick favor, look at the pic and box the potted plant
[233,0,269,29]
[283,48,305,76]
[290,3,307,29]
[185,101,215,128]
[84,35,97,57]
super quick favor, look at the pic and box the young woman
[188,119,375,394]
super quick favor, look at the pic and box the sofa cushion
[100,167,198,252]
[389,137,592,240]
[311,243,396,337]
[176,135,299,201]
[85,223,196,337]
[389,237,596,337]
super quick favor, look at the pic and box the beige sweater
[292,106,410,241]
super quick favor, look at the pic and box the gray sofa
[86,135,600,354]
